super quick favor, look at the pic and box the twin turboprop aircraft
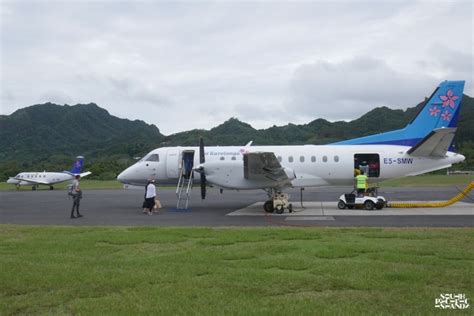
[117,80,466,211]
[7,156,92,190]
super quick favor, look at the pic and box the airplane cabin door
[166,148,180,178]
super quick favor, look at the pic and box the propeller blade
[200,173,206,200]
[199,137,205,163]
[199,137,206,199]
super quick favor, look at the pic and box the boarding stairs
[176,151,195,210]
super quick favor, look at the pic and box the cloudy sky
[1,0,472,135]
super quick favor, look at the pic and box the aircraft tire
[275,204,284,214]
[263,200,274,213]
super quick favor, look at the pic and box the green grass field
[0,226,472,315]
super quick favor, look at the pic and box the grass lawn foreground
[0,226,472,315]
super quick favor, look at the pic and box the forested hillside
[0,95,473,181]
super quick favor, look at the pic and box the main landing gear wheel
[275,204,284,214]
[263,200,274,213]
[49,185,54,190]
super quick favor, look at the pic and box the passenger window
[220,156,225,160]
[231,156,236,161]
[300,156,304,162]
[277,156,282,162]
[146,154,159,162]
[311,156,316,162]
[288,156,293,163]
[323,156,328,162]
[334,155,339,162]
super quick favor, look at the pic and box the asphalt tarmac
[0,186,473,227]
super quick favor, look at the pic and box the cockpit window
[146,154,159,162]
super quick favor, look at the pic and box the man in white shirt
[145,180,156,215]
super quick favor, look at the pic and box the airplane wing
[243,152,292,182]
[407,127,457,157]
[9,177,51,185]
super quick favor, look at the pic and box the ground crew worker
[70,175,83,218]
[355,170,368,196]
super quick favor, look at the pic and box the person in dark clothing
[70,175,83,218]
[143,180,151,213]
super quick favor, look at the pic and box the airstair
[175,151,195,210]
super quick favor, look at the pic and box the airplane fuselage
[7,172,75,186]
[117,145,465,189]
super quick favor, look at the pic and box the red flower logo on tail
[429,106,440,117]
[441,110,451,121]
[439,89,459,109]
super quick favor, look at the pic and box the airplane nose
[117,172,127,183]
[117,170,129,183]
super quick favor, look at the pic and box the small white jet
[7,156,92,190]
[117,81,466,211]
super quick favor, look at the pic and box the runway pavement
[0,186,473,227]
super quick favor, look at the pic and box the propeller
[199,137,206,200]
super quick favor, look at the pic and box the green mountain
[0,103,164,180]
[163,95,474,147]
[0,95,473,181]
[0,103,164,160]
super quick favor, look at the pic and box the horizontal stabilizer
[80,171,92,178]
[407,128,456,157]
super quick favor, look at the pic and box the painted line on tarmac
[285,216,335,221]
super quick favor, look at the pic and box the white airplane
[117,80,466,211]
[7,156,92,190]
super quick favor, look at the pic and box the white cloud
[287,57,437,121]
[1,0,472,134]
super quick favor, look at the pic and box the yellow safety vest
[356,175,368,189]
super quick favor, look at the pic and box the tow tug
[337,187,387,210]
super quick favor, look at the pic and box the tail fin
[334,80,465,147]
[69,156,85,174]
